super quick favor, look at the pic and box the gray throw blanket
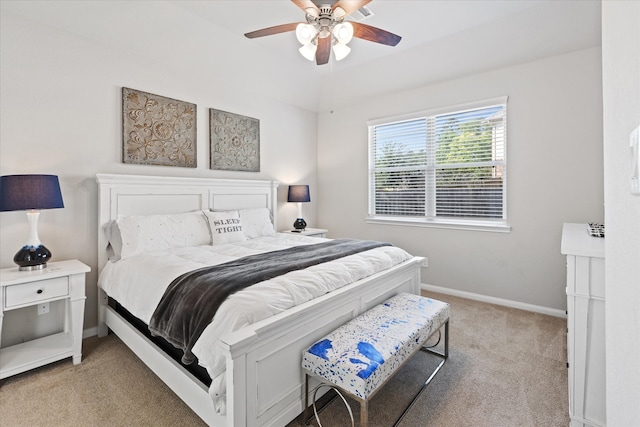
[149,239,391,364]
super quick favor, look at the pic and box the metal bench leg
[304,381,355,427]
[304,374,311,426]
[445,320,449,357]
[394,319,449,426]
[423,320,449,359]
[360,400,368,427]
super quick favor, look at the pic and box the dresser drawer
[4,276,69,308]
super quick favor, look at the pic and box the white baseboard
[421,283,567,318]
[83,326,98,339]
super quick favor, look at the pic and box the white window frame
[367,96,510,233]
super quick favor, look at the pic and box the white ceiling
[2,0,601,112]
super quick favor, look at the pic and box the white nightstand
[0,259,90,379]
[289,228,328,238]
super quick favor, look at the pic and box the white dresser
[561,223,606,427]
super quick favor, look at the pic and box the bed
[96,173,424,427]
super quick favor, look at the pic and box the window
[368,97,509,232]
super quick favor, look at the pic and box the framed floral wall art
[209,108,260,172]
[122,87,196,167]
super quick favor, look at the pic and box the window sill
[366,216,511,233]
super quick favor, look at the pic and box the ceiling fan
[244,0,401,65]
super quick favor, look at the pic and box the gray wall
[317,47,604,312]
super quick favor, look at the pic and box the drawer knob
[36,289,43,294]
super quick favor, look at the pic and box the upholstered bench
[302,293,450,427]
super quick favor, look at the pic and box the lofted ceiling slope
[1,0,601,112]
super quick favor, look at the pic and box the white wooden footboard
[221,256,423,427]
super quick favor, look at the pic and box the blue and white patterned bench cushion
[302,293,450,400]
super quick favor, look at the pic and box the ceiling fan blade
[291,0,320,16]
[332,0,372,17]
[351,22,401,46]
[316,36,331,65]
[244,23,300,39]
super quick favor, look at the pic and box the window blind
[369,99,507,225]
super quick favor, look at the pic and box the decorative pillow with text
[204,210,247,245]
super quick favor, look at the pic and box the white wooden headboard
[96,173,279,272]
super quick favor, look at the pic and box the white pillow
[116,211,211,260]
[104,220,124,261]
[204,210,247,245]
[239,207,275,239]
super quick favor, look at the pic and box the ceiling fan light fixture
[333,22,354,44]
[299,43,317,61]
[296,23,316,45]
[332,42,351,61]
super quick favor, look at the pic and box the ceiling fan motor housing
[319,5,333,16]
[312,4,342,38]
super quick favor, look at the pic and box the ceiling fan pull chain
[329,55,334,114]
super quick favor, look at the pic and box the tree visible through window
[368,98,507,226]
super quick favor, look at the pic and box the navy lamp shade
[0,175,64,271]
[287,185,310,231]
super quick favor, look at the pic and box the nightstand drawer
[4,276,69,308]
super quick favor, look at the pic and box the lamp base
[293,218,307,231]
[14,245,51,271]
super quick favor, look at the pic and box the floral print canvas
[210,108,260,172]
[122,87,196,168]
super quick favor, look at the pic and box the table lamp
[287,184,310,231]
[0,174,64,270]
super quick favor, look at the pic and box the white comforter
[98,233,412,413]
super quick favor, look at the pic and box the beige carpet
[0,292,568,426]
